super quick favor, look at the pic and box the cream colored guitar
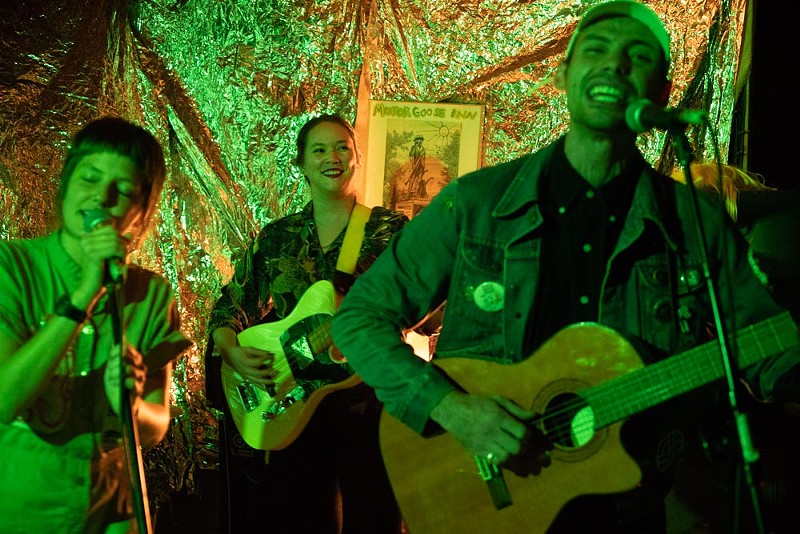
[220,280,359,450]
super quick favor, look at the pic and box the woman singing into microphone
[0,117,192,533]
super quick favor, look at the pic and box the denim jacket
[332,138,799,435]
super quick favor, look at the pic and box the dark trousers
[219,390,402,534]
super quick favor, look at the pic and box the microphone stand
[107,277,153,534]
[671,130,764,533]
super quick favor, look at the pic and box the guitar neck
[308,319,333,355]
[586,312,798,429]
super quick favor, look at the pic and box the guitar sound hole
[541,393,595,448]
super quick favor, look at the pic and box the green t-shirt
[0,231,192,531]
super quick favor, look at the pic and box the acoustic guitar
[379,312,798,533]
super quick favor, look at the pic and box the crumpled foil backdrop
[0,0,746,512]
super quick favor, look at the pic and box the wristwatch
[54,296,88,323]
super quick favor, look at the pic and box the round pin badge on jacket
[473,281,504,312]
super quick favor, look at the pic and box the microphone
[625,99,707,133]
[83,208,112,233]
[83,208,125,284]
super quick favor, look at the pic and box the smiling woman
[206,112,409,533]
[0,117,192,533]
[297,115,361,250]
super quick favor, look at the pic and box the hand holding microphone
[83,208,128,285]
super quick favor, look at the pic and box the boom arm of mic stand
[672,131,765,533]
[108,283,154,534]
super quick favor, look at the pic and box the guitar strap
[328,203,371,365]
[336,202,372,275]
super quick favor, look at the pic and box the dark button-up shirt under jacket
[529,140,638,351]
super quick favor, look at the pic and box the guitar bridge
[259,385,307,422]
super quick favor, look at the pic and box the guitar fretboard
[585,312,798,429]
[308,319,333,354]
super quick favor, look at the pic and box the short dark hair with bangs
[55,117,166,233]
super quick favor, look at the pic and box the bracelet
[54,296,88,324]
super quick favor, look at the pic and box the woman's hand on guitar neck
[430,390,552,473]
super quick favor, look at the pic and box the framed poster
[363,100,484,218]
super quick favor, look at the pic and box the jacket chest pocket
[447,238,506,346]
[636,257,707,354]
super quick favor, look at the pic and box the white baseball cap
[565,1,671,67]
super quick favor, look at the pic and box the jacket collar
[492,137,681,250]
[492,140,559,218]
[621,160,682,252]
